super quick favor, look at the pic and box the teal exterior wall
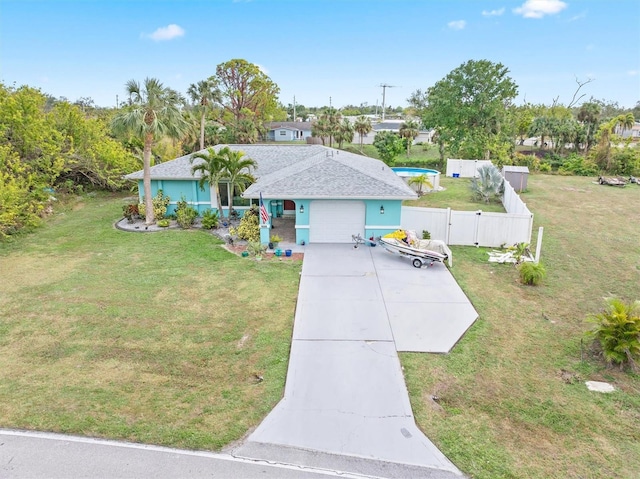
[135,181,404,243]
[364,199,403,239]
[137,179,255,217]
[295,199,310,245]
[281,198,402,245]
[139,179,211,215]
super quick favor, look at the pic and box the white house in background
[356,120,434,145]
[266,121,314,142]
[615,121,640,140]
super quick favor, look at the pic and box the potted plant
[270,234,283,249]
[247,240,267,260]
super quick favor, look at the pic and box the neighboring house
[355,120,434,145]
[124,144,417,245]
[615,121,640,140]
[265,121,313,142]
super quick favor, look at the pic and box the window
[218,184,254,207]
[279,131,287,136]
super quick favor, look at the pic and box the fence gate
[448,210,481,245]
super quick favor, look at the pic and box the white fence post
[535,227,544,263]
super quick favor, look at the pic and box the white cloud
[629,70,639,77]
[482,8,505,17]
[146,24,185,41]
[568,11,586,22]
[513,0,567,19]
[448,20,466,30]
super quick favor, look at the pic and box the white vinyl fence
[445,159,493,178]
[402,176,534,247]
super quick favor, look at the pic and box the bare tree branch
[568,76,595,108]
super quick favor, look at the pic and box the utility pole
[293,95,296,122]
[379,83,397,122]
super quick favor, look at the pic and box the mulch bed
[223,245,303,261]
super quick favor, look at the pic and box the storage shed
[502,166,529,192]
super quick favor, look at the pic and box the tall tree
[353,115,372,151]
[219,147,257,218]
[190,147,227,220]
[420,59,518,161]
[187,78,220,150]
[318,107,342,147]
[399,119,420,157]
[311,117,330,145]
[112,78,188,224]
[577,102,602,152]
[214,59,284,132]
[373,131,404,165]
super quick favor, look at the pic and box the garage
[309,200,365,243]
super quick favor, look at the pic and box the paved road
[0,429,355,478]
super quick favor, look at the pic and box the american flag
[259,192,269,223]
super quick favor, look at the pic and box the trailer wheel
[412,258,423,268]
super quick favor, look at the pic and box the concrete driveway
[234,244,477,478]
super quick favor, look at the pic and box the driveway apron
[235,244,475,476]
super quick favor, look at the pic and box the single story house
[265,121,313,142]
[124,144,417,245]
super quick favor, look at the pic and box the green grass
[0,193,301,450]
[402,174,640,479]
[404,176,506,212]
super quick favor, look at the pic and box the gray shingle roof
[265,121,313,131]
[125,144,417,200]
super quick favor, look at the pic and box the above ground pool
[391,167,441,192]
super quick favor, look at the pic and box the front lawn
[402,174,640,479]
[0,193,301,450]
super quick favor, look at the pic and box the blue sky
[1,0,639,110]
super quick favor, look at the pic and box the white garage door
[309,200,365,243]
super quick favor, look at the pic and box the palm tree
[615,113,635,137]
[354,115,372,152]
[187,78,220,150]
[408,174,433,196]
[218,147,257,218]
[112,78,188,224]
[311,118,330,145]
[190,147,227,220]
[335,118,354,149]
[316,107,342,147]
[399,119,420,157]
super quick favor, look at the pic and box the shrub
[609,148,640,176]
[586,298,640,370]
[201,209,219,229]
[139,189,171,221]
[246,240,267,257]
[538,162,552,173]
[122,203,139,222]
[470,164,504,203]
[270,234,283,244]
[558,154,598,176]
[157,219,170,227]
[513,152,541,172]
[518,261,546,286]
[236,205,260,241]
[175,196,197,229]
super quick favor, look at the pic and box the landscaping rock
[585,381,615,393]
